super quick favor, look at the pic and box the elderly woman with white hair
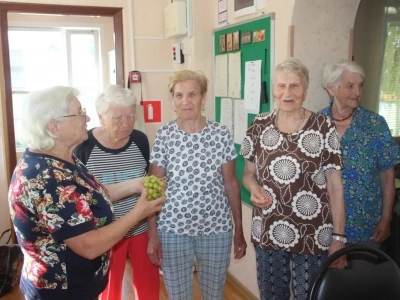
[8,86,164,300]
[74,84,160,300]
[318,60,400,268]
[240,58,347,300]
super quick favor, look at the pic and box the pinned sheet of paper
[228,52,241,98]
[220,98,233,134]
[234,99,248,145]
[215,54,228,97]
[244,60,261,114]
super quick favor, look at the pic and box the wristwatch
[332,234,347,243]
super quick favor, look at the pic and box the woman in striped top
[74,85,160,300]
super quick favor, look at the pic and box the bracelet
[332,235,347,243]
[332,232,347,238]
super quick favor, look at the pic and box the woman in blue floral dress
[319,59,400,268]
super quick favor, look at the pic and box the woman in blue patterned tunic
[240,58,347,300]
[147,70,247,300]
[319,60,400,268]
[8,86,165,300]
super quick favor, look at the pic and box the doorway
[353,0,400,137]
[0,3,124,186]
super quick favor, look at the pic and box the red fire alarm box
[143,100,161,123]
[129,71,141,83]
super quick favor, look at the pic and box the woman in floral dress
[240,58,346,300]
[8,86,164,300]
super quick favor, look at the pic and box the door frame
[0,2,124,188]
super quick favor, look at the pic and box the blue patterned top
[150,118,236,236]
[319,105,400,243]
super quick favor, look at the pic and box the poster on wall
[218,0,228,24]
[234,0,256,18]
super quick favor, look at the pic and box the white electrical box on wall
[164,1,187,39]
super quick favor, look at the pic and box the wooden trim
[349,28,354,61]
[226,272,258,300]
[288,25,295,57]
[0,3,122,16]
[114,9,124,86]
[0,8,15,186]
[0,9,16,244]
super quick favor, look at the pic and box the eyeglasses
[55,108,87,120]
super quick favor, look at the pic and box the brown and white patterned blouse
[240,110,343,255]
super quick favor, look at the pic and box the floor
[124,261,247,300]
[5,260,247,300]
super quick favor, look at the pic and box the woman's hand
[148,232,163,266]
[242,160,272,209]
[370,218,391,243]
[133,189,165,219]
[233,230,247,259]
[328,240,347,269]
[64,188,165,260]
[250,185,272,209]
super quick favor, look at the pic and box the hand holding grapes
[134,188,166,220]
[144,175,166,201]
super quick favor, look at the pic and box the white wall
[130,0,173,143]
[292,0,361,113]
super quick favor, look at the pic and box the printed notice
[215,54,228,96]
[244,60,261,114]
[220,98,233,134]
[234,99,248,145]
[228,52,241,99]
[218,0,228,24]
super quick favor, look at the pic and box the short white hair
[95,85,136,116]
[21,86,79,150]
[322,60,365,90]
[273,57,309,89]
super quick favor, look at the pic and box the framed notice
[219,34,226,52]
[233,31,240,50]
[242,31,252,44]
[226,32,233,51]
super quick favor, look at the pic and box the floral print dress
[8,150,113,300]
[319,105,400,243]
[240,111,343,255]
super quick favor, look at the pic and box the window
[379,7,400,136]
[9,27,102,150]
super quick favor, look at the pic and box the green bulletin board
[214,14,274,206]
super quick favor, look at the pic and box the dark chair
[307,245,400,300]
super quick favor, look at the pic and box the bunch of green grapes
[143,175,165,201]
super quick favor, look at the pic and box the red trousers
[99,232,159,300]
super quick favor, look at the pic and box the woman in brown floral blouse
[240,58,346,300]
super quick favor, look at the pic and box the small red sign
[129,71,141,83]
[143,100,161,123]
